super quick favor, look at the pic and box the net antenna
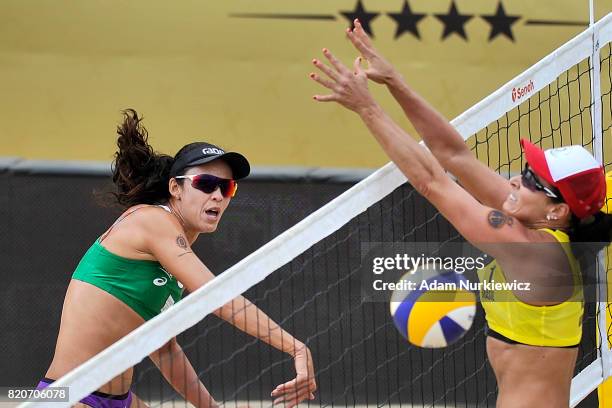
[589,0,612,402]
[20,11,612,408]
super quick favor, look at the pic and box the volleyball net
[22,12,612,408]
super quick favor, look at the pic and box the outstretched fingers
[309,72,335,90]
[322,48,349,75]
[271,374,316,396]
[310,47,376,110]
[271,378,316,407]
[312,94,337,102]
[271,378,296,396]
[352,19,373,48]
[346,26,371,58]
[272,389,310,406]
[312,58,339,82]
[353,56,363,75]
[311,55,342,102]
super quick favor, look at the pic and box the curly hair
[110,109,174,207]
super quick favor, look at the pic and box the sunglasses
[175,174,238,198]
[520,164,560,199]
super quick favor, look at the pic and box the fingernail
[312,58,317,64]
[323,48,328,53]
[309,73,315,78]
[313,96,318,100]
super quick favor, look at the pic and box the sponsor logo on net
[511,79,535,102]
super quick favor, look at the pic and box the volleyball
[390,270,476,348]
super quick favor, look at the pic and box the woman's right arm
[346,19,511,209]
[150,337,218,408]
[310,48,531,253]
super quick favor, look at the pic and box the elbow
[443,148,472,169]
[413,173,445,201]
[414,180,434,200]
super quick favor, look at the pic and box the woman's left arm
[310,49,532,253]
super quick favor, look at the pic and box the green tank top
[72,206,184,321]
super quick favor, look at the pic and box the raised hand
[310,48,378,114]
[270,345,316,407]
[347,19,397,85]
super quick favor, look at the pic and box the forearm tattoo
[487,210,514,228]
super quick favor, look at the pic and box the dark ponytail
[110,109,174,207]
[568,211,612,244]
[568,212,612,290]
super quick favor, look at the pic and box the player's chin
[501,201,514,215]
[199,220,220,233]
[501,205,530,225]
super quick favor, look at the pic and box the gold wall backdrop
[0,0,609,167]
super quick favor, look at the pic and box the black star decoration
[434,1,473,41]
[388,0,426,40]
[340,0,380,37]
[482,2,520,42]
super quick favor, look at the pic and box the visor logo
[203,147,225,155]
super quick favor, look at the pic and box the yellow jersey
[477,229,583,347]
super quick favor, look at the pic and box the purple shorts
[36,378,132,408]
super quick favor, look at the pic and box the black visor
[170,142,250,180]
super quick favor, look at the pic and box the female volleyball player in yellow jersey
[38,110,316,408]
[310,20,608,408]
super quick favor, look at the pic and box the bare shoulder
[524,227,562,243]
[481,210,559,245]
[103,205,183,250]
[521,228,569,265]
[134,206,184,238]
[131,207,196,262]
[495,226,568,275]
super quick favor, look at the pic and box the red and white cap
[520,139,606,218]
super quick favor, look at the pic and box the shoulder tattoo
[176,235,188,249]
[487,210,513,229]
[176,235,193,257]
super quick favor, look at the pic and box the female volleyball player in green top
[37,110,316,408]
[310,20,609,408]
